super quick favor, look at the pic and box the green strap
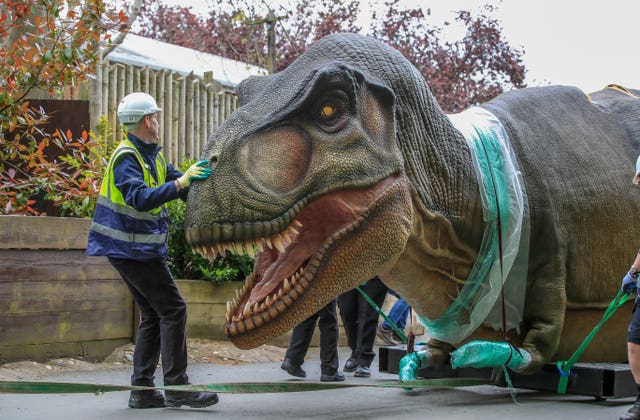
[0,378,492,395]
[556,290,632,394]
[356,286,407,343]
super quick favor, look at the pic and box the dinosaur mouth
[191,175,402,340]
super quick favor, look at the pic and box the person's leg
[281,311,319,377]
[285,313,318,366]
[383,298,410,331]
[355,277,388,373]
[337,290,358,371]
[318,300,340,376]
[109,258,163,388]
[134,261,189,386]
[337,290,358,351]
[622,300,640,420]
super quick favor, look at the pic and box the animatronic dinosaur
[185,33,640,377]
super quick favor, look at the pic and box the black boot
[320,372,345,382]
[621,400,640,420]
[343,355,357,372]
[128,389,165,409]
[165,389,219,408]
[281,358,306,378]
[354,365,371,378]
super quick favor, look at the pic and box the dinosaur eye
[310,90,350,133]
[319,104,336,120]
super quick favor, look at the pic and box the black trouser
[109,258,189,387]
[284,300,339,375]
[337,276,388,368]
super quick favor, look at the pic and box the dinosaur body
[185,33,640,374]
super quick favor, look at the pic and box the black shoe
[621,400,640,420]
[128,389,165,409]
[320,372,345,382]
[165,390,219,408]
[354,365,371,378]
[281,358,306,378]
[343,356,357,372]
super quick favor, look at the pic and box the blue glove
[621,271,639,294]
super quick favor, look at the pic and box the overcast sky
[386,0,640,93]
[172,0,639,93]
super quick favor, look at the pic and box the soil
[0,339,287,381]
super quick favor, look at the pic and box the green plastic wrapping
[399,351,429,382]
[450,340,531,370]
[417,107,530,344]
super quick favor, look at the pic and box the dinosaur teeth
[293,219,303,228]
[243,302,251,318]
[283,278,291,292]
[272,235,285,253]
[245,240,255,258]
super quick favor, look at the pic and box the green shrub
[0,113,113,217]
[166,159,254,283]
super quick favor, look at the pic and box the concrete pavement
[0,347,633,419]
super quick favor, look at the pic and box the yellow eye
[320,104,335,119]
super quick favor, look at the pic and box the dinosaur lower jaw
[212,174,413,349]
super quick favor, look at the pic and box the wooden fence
[90,60,240,164]
[29,59,242,165]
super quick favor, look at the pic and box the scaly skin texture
[185,33,640,372]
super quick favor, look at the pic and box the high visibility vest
[87,139,169,261]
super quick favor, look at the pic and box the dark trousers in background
[284,300,340,375]
[109,257,189,387]
[337,276,388,368]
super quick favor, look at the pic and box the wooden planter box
[0,216,291,364]
[0,216,133,363]
[175,279,238,340]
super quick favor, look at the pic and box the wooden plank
[0,278,129,313]
[0,338,131,364]
[0,309,133,346]
[0,250,119,282]
[0,216,91,250]
[176,280,238,304]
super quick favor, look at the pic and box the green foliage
[0,0,128,216]
[0,114,113,216]
[166,159,254,283]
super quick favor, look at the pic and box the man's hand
[178,160,212,188]
[621,270,639,294]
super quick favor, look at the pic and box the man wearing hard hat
[87,92,218,409]
[620,155,640,420]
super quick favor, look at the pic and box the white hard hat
[117,92,161,125]
[634,155,640,185]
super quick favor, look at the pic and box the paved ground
[0,347,634,420]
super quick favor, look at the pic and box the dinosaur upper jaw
[192,174,413,349]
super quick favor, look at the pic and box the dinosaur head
[185,42,414,348]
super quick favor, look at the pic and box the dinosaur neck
[396,86,483,222]
[382,188,481,320]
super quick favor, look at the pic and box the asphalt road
[0,348,633,420]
